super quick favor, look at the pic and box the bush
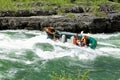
[50,69,89,80]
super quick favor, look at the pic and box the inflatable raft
[58,31,97,49]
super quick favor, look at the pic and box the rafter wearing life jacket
[45,26,60,40]
[45,26,55,39]
[80,35,97,49]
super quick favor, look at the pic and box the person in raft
[73,34,81,46]
[45,25,60,40]
[73,34,97,49]
[80,35,97,49]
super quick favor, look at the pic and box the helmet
[79,34,82,40]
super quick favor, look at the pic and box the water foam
[0,30,120,62]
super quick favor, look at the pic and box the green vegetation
[113,0,120,2]
[111,2,120,12]
[0,0,17,11]
[0,0,120,15]
[66,13,75,18]
[50,70,89,80]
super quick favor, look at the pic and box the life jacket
[45,27,55,39]
[80,35,89,46]
[73,37,79,45]
[81,36,86,43]
[46,27,54,34]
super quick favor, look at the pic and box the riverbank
[0,0,120,33]
[0,13,120,33]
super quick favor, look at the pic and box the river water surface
[0,30,120,80]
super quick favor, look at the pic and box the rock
[0,13,120,33]
[33,10,57,16]
[64,6,84,13]
[89,18,111,33]
[16,10,32,17]
[27,21,41,30]
[0,10,15,17]
[107,13,120,32]
[0,9,57,17]
[98,4,116,13]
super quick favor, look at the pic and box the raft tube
[86,37,97,49]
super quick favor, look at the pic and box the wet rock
[89,18,111,33]
[0,9,57,17]
[33,10,57,16]
[0,10,15,17]
[64,6,84,13]
[0,13,120,33]
[15,10,32,17]
[107,13,120,32]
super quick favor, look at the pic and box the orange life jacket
[45,27,53,34]
[73,38,79,45]
[81,36,88,46]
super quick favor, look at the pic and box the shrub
[50,69,89,80]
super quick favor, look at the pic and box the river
[0,30,120,80]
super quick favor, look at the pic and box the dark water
[0,30,120,80]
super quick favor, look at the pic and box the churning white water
[0,30,120,61]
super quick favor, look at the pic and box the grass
[113,0,120,2]
[0,0,120,15]
[0,0,17,11]
[66,13,75,18]
[50,69,89,80]
[110,2,120,12]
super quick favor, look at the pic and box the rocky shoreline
[0,12,120,33]
[0,2,120,33]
